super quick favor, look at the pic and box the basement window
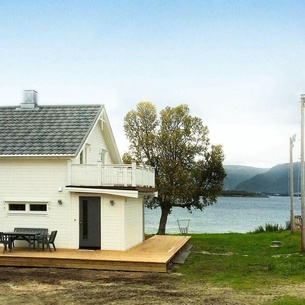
[29,204,47,212]
[8,203,26,211]
[7,202,48,215]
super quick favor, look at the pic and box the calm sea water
[144,196,302,234]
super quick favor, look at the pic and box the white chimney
[20,90,38,109]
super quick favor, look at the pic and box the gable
[100,109,122,164]
[0,105,103,156]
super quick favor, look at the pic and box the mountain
[234,162,300,195]
[223,165,269,190]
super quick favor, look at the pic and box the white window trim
[5,201,50,216]
[100,149,107,164]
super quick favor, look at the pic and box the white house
[0,90,156,251]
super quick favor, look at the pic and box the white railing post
[131,161,137,187]
[97,163,102,185]
[123,165,127,186]
[139,163,144,186]
[151,167,155,187]
[142,164,147,186]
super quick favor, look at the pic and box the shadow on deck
[0,235,191,273]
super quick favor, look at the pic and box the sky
[0,0,304,168]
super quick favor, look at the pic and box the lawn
[1,231,305,305]
[174,231,305,304]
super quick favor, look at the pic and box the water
[144,196,302,234]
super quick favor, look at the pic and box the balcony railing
[67,161,155,188]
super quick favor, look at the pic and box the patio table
[3,232,40,252]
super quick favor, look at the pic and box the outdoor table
[3,232,40,251]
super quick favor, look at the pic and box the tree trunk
[157,205,170,235]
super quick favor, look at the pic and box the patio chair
[38,230,57,252]
[0,232,10,253]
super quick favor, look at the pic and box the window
[29,204,47,212]
[9,204,26,211]
[80,144,90,164]
[100,149,107,164]
[80,151,84,164]
[7,202,48,214]
[82,199,88,239]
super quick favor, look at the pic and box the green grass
[269,296,305,305]
[174,231,305,290]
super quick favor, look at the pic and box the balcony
[67,161,155,188]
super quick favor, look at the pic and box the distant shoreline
[220,191,269,198]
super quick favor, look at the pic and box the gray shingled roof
[0,104,103,156]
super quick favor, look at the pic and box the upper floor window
[80,151,84,164]
[80,144,91,164]
[100,149,107,164]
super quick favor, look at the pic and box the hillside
[223,165,269,190]
[234,162,300,195]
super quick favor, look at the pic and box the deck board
[0,235,191,273]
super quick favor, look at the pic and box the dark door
[79,196,101,249]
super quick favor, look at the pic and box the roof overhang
[65,186,140,198]
[65,186,157,198]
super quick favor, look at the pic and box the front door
[79,196,101,249]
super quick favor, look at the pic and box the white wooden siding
[99,197,144,251]
[73,122,114,165]
[0,159,145,250]
[101,196,124,250]
[0,159,71,249]
[124,198,144,249]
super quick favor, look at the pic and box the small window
[7,202,48,215]
[30,204,47,212]
[80,144,90,164]
[80,151,84,164]
[9,204,26,211]
[100,149,107,164]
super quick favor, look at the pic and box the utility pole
[301,94,305,251]
[290,134,296,232]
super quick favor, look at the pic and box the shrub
[250,223,285,233]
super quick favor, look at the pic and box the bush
[250,223,285,233]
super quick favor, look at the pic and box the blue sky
[1,1,304,168]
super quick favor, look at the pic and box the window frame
[100,149,107,164]
[6,201,49,215]
[8,203,26,212]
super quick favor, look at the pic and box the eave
[65,186,157,198]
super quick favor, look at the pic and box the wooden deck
[0,235,191,273]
